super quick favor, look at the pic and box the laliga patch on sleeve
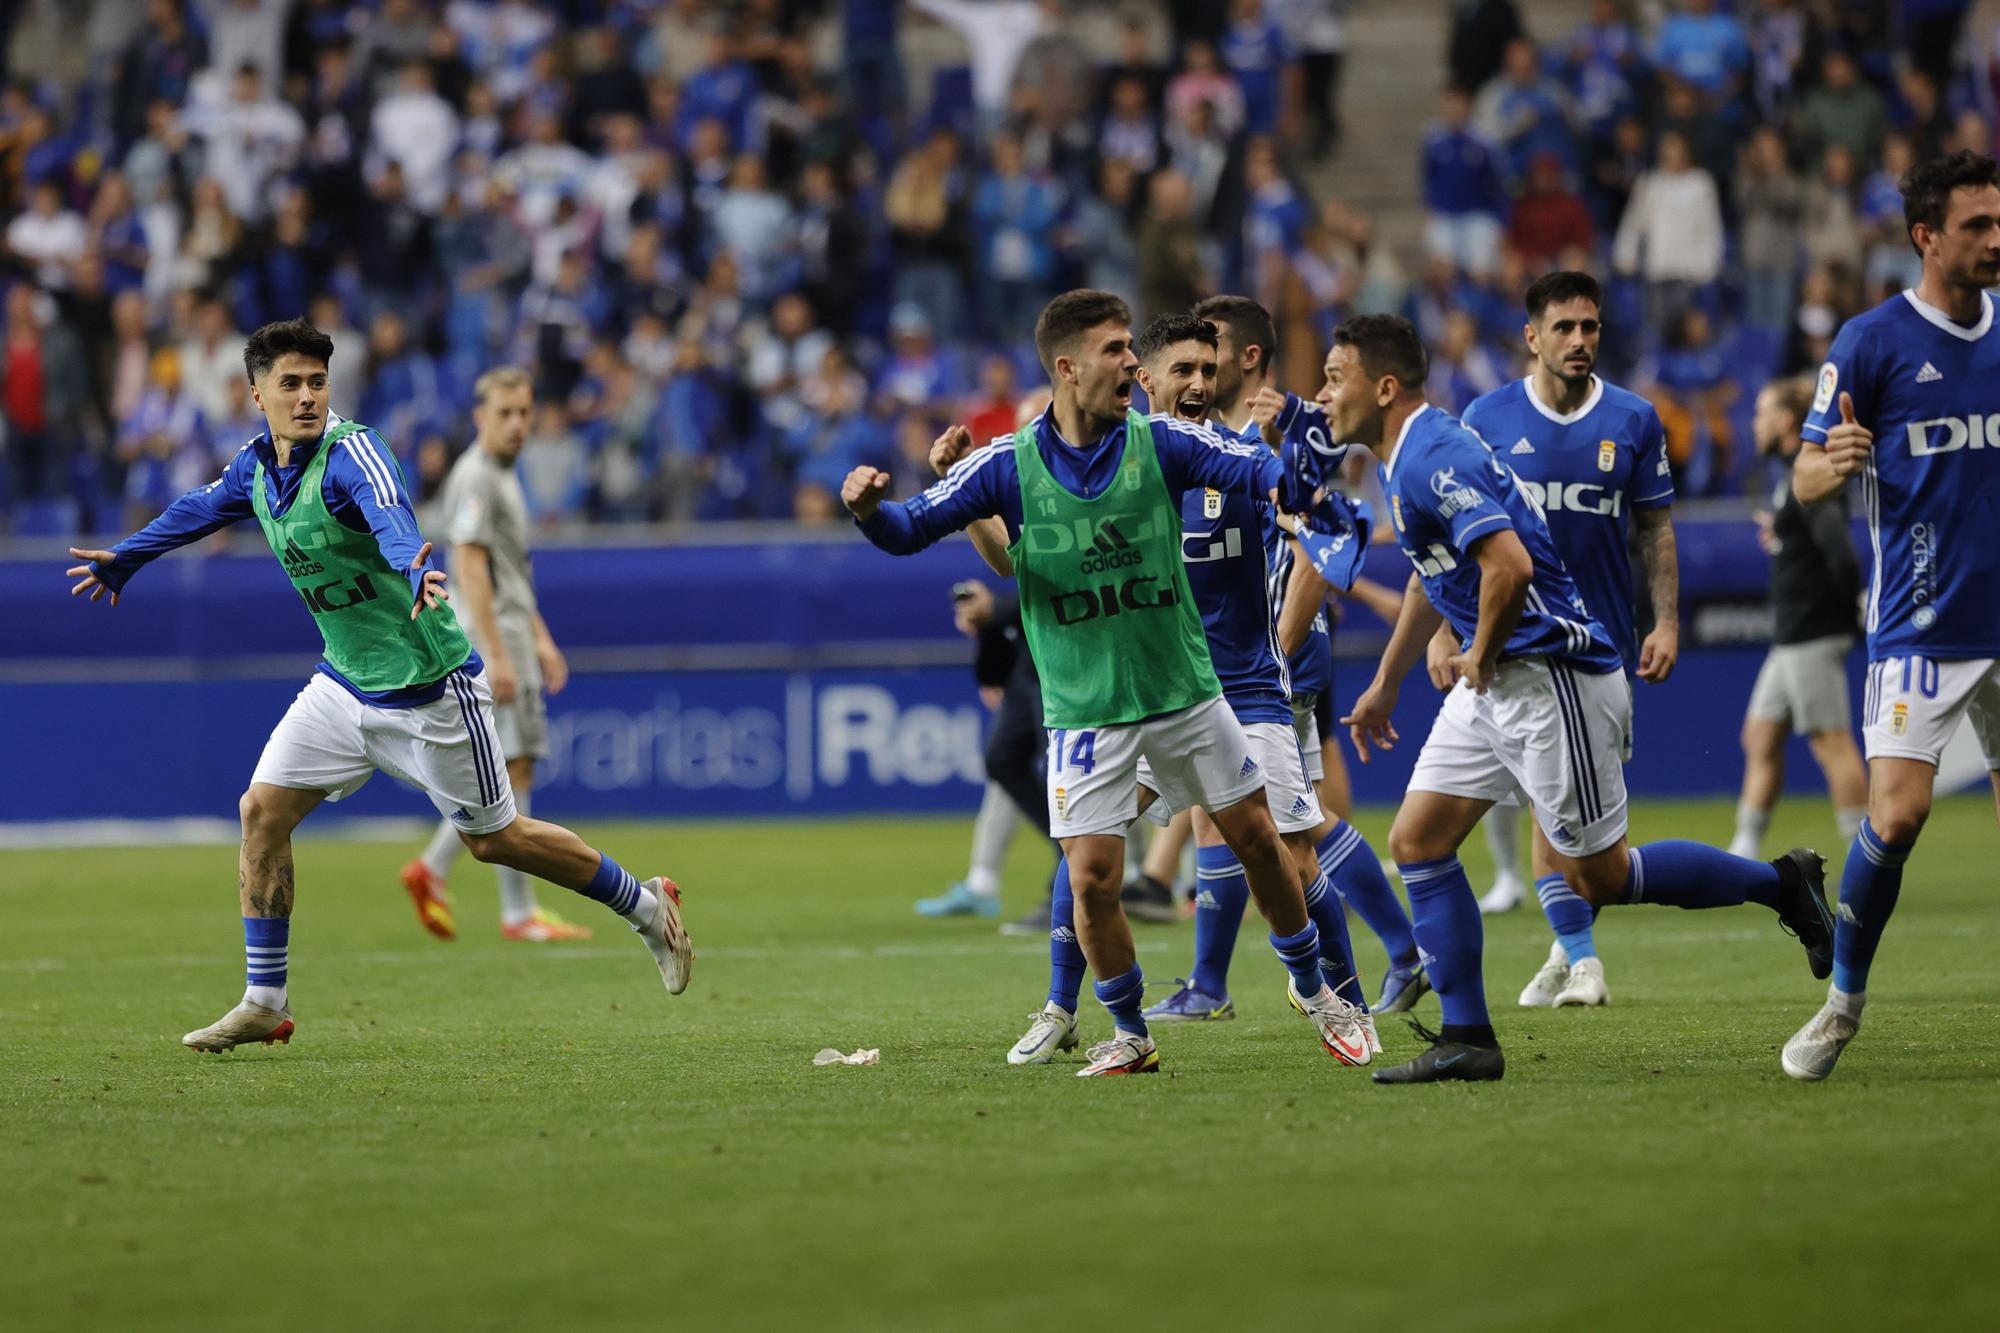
[1813,362,1838,414]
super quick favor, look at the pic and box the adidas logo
[1051,926,1077,943]
[450,807,474,825]
[1194,890,1219,910]
[1916,361,1943,383]
[1510,438,1535,454]
[1837,902,1859,925]
[1239,755,1259,777]
[1078,518,1144,573]
[1290,794,1312,814]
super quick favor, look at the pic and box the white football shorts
[250,667,519,834]
[1861,654,2000,768]
[1138,716,1324,834]
[1407,657,1631,857]
[1047,695,1265,839]
[1292,692,1327,783]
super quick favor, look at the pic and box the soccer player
[1135,296,1423,1022]
[1453,270,1680,1008]
[399,367,591,943]
[65,320,691,1052]
[844,289,1350,1077]
[1781,150,2000,1081]
[1729,376,1867,861]
[1329,314,1834,1084]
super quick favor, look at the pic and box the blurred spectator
[1166,41,1246,139]
[1278,0,1348,157]
[1586,113,1651,235]
[713,154,796,303]
[1222,0,1294,138]
[1100,75,1164,176]
[1563,0,1641,142]
[1068,158,1142,305]
[89,174,150,299]
[177,296,244,428]
[878,303,962,410]
[518,401,588,523]
[3,284,91,502]
[1861,135,1923,297]
[370,61,459,217]
[1422,88,1507,278]
[1795,49,1886,169]
[1164,94,1231,223]
[1641,306,1737,495]
[187,63,304,225]
[1736,127,1806,331]
[885,129,969,340]
[1652,0,1750,100]
[1136,168,1208,324]
[1508,152,1594,272]
[1448,0,1525,96]
[1613,130,1723,331]
[1429,309,1508,414]
[114,0,206,148]
[971,133,1062,345]
[1800,144,1865,277]
[1473,37,1578,178]
[6,181,87,291]
[116,346,202,528]
[965,356,1021,445]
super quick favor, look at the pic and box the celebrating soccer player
[1453,271,1681,1009]
[1780,151,2000,1081]
[1328,315,1835,1084]
[843,289,1348,1077]
[66,321,691,1053]
[399,367,592,943]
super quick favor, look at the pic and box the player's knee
[1385,820,1437,867]
[1867,801,1928,846]
[237,788,291,841]
[460,825,516,864]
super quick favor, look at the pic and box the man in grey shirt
[400,367,585,941]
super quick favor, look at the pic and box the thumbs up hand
[1826,391,1873,479]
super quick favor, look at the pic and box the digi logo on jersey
[1049,576,1181,625]
[298,573,382,613]
[1017,515,1157,566]
[1904,414,2000,456]
[1181,526,1244,563]
[1515,478,1625,516]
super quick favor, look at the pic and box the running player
[399,367,591,943]
[1453,271,1680,1008]
[1327,314,1834,1084]
[1729,375,1866,861]
[844,290,1350,1077]
[65,320,691,1052]
[1781,150,2000,1081]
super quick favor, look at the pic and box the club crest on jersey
[1890,703,1909,738]
[1203,487,1222,519]
[1813,362,1837,414]
[1597,440,1616,472]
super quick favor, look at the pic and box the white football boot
[183,999,295,1053]
[1782,996,1862,1082]
[1075,1030,1159,1076]
[1553,955,1609,1007]
[1478,874,1527,915]
[1008,1003,1079,1066]
[1289,979,1373,1066]
[636,876,692,994]
[1518,938,1570,1007]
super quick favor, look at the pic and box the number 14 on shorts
[1049,729,1097,775]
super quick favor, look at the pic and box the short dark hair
[1902,150,2000,253]
[1192,294,1277,368]
[1135,314,1218,364]
[243,318,335,383]
[1033,289,1131,374]
[1765,375,1814,426]
[1332,314,1427,391]
[1524,270,1603,321]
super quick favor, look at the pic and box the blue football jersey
[1462,376,1674,675]
[1382,405,1623,673]
[1180,481,1294,726]
[1803,290,2000,662]
[1257,394,1336,698]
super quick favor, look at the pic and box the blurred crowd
[1422,0,1992,496]
[0,0,1355,533]
[1,0,1993,536]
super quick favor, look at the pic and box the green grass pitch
[4,796,1996,1330]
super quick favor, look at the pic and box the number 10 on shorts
[1049,729,1097,775]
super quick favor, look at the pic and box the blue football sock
[1303,869,1366,1008]
[1399,855,1490,1028]
[580,852,644,917]
[1625,841,1781,908]
[1189,845,1248,999]
[1320,820,1418,967]
[243,916,289,1006]
[1094,964,1148,1036]
[1048,858,1087,1011]
[1536,873,1597,963]
[1833,819,1911,995]
[1268,920,1326,999]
